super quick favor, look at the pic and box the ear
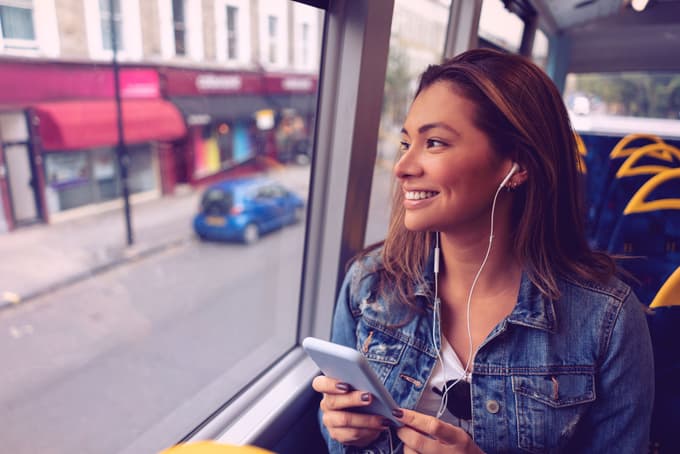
[507,165,528,189]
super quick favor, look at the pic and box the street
[0,163,393,454]
[0,225,305,453]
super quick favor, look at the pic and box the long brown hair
[362,48,615,306]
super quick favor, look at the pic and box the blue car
[193,176,305,244]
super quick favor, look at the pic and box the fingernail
[335,382,350,392]
[361,392,371,402]
[382,418,394,427]
[392,409,403,418]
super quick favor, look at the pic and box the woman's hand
[312,375,392,447]
[393,408,484,454]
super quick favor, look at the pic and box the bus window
[478,0,524,53]
[532,29,549,69]
[0,1,322,453]
[365,0,453,246]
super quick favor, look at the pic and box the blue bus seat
[584,134,666,235]
[590,145,680,250]
[645,267,680,454]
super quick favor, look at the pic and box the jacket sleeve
[575,291,655,453]
[318,263,396,454]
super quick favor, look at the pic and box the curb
[0,236,190,312]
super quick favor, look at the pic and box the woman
[312,49,654,453]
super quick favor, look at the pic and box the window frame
[187,0,397,444]
[214,0,251,66]
[0,0,36,52]
[84,0,143,61]
[258,0,288,69]
[159,0,203,60]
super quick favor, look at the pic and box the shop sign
[195,74,242,92]
[281,77,314,91]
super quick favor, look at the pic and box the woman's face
[395,81,514,235]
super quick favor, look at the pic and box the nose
[394,146,422,180]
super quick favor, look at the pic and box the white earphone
[500,162,520,189]
[431,161,520,419]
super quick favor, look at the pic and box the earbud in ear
[500,162,519,189]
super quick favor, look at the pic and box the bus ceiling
[526,0,680,73]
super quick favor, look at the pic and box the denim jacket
[321,251,654,453]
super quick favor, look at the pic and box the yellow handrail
[650,266,680,308]
[616,143,680,178]
[624,168,680,214]
[610,133,665,159]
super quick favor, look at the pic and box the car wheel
[242,223,260,244]
[295,154,310,166]
[293,206,305,224]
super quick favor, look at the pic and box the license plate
[205,216,226,227]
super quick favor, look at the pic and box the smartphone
[302,336,403,426]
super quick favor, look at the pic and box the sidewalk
[0,161,310,309]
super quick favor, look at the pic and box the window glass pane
[565,72,680,119]
[365,0,452,245]
[173,0,186,55]
[0,1,322,453]
[532,29,548,68]
[478,0,524,53]
[100,0,123,51]
[0,5,35,40]
[226,5,238,60]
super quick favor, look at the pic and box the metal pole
[109,0,134,245]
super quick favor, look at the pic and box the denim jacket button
[485,399,500,414]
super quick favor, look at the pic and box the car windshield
[201,188,233,215]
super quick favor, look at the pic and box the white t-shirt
[415,337,473,435]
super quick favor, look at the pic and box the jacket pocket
[512,372,595,453]
[356,324,405,383]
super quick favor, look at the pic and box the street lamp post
[109,0,134,246]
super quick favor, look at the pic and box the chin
[403,219,433,232]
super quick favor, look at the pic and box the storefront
[160,67,317,186]
[0,59,187,229]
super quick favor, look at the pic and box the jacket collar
[414,247,436,297]
[414,246,556,332]
[506,272,557,332]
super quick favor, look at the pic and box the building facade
[0,0,321,232]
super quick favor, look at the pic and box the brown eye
[399,141,410,152]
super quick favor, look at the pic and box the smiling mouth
[404,191,439,201]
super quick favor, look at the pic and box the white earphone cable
[432,166,514,418]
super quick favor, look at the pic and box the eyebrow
[401,122,460,136]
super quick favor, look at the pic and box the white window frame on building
[0,0,35,52]
[158,0,202,60]
[214,0,251,67]
[259,0,288,69]
[292,2,319,72]
[0,0,59,57]
[84,0,143,61]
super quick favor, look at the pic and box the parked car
[193,177,305,244]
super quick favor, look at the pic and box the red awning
[33,99,187,150]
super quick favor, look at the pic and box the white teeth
[405,191,437,200]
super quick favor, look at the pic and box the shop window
[0,0,36,50]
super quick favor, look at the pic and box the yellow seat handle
[616,143,680,178]
[610,133,665,159]
[651,266,680,308]
[624,168,680,214]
